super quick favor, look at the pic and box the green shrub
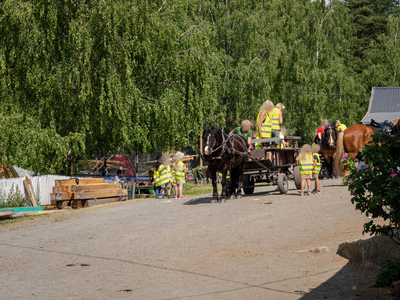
[376,260,400,287]
[0,183,28,208]
[346,131,400,244]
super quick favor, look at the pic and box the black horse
[320,125,339,178]
[202,126,248,203]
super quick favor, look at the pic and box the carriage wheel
[293,166,302,190]
[243,175,255,195]
[278,173,288,194]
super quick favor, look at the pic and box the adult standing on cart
[256,100,274,161]
[255,100,274,149]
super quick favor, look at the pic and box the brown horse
[320,125,339,178]
[334,119,400,179]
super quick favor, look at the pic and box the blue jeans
[155,186,162,198]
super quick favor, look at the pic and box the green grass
[0,214,47,226]
[183,182,213,196]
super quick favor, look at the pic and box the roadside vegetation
[2,0,400,175]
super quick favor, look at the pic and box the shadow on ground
[183,196,213,205]
[299,262,381,300]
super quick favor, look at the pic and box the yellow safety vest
[153,170,161,187]
[255,110,272,150]
[299,153,314,175]
[312,152,321,174]
[174,161,185,181]
[218,171,230,179]
[271,107,281,131]
[159,165,172,185]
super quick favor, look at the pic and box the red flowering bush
[347,131,400,245]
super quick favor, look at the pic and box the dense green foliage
[346,132,400,245]
[376,260,400,287]
[1,0,400,174]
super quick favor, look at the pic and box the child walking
[311,144,321,194]
[172,152,186,199]
[296,144,313,196]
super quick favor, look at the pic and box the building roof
[361,87,400,124]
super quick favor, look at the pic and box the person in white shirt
[115,170,128,185]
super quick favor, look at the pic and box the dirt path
[0,179,383,299]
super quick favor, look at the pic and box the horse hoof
[237,195,241,199]
[211,200,217,204]
[221,198,226,203]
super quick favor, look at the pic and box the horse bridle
[323,126,337,149]
[204,130,226,155]
[204,133,215,151]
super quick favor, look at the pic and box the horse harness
[369,119,396,136]
[203,131,251,178]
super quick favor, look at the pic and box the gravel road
[0,179,383,299]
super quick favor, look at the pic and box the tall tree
[345,0,399,76]
[0,0,222,174]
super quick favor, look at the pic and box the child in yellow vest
[172,152,187,199]
[158,156,172,199]
[296,144,313,196]
[311,144,321,194]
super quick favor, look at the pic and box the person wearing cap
[158,156,172,199]
[333,120,347,132]
[172,152,187,199]
[229,120,252,151]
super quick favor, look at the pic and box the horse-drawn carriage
[202,126,302,203]
[242,136,302,195]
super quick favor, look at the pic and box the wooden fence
[0,175,70,206]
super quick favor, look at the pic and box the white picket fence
[0,175,70,206]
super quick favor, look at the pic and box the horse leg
[220,168,227,203]
[230,175,236,199]
[328,157,333,178]
[236,162,246,199]
[210,169,218,203]
[229,168,237,199]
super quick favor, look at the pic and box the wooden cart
[241,136,302,195]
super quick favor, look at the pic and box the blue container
[0,207,43,214]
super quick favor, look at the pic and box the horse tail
[334,131,345,177]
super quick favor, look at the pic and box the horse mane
[203,126,221,136]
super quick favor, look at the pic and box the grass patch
[0,214,47,226]
[183,182,214,196]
